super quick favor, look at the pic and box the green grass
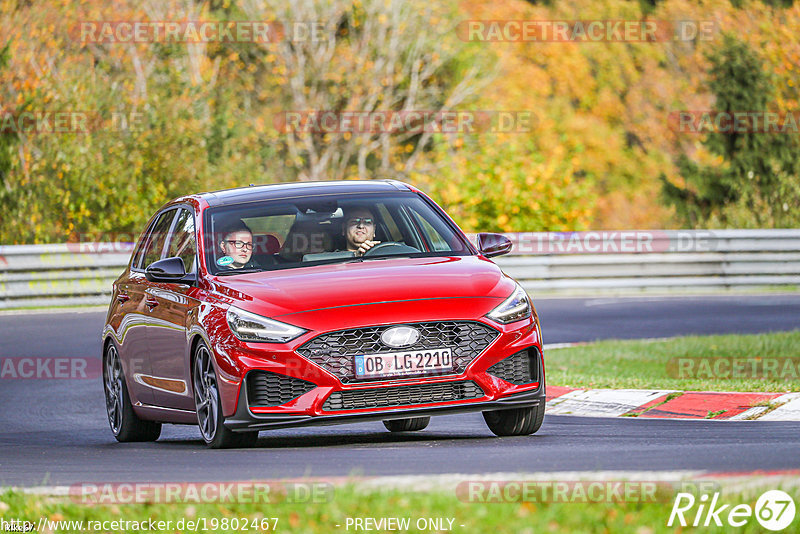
[2,484,798,534]
[546,331,800,392]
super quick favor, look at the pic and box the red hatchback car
[102,180,545,448]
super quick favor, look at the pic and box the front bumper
[215,312,544,431]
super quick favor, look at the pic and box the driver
[343,206,381,256]
[217,220,260,270]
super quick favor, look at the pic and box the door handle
[116,293,130,303]
[145,297,159,309]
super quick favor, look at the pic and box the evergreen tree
[663,34,800,227]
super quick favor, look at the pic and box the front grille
[297,321,499,383]
[323,381,484,411]
[247,371,317,408]
[487,349,539,385]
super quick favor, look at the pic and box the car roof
[192,180,414,207]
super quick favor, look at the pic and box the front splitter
[224,383,545,432]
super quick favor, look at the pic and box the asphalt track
[1,294,799,487]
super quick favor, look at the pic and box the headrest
[252,234,280,255]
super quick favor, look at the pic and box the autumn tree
[243,0,489,181]
[2,0,800,242]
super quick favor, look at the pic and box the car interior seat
[279,220,334,262]
[251,234,280,266]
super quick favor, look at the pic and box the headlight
[486,283,532,324]
[226,306,306,343]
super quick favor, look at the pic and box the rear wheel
[193,342,258,449]
[383,417,430,432]
[103,343,161,442]
[483,402,545,437]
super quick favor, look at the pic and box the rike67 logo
[668,490,796,531]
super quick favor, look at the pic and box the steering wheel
[362,242,420,257]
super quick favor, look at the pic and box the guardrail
[493,229,800,294]
[1,229,799,309]
[0,244,132,309]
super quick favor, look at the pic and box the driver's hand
[356,240,381,256]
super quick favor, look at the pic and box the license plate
[354,348,453,379]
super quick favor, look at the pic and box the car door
[146,207,200,410]
[121,208,177,406]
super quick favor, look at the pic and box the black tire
[483,402,545,437]
[383,417,430,432]
[193,342,258,449]
[103,343,161,442]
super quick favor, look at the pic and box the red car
[102,180,545,448]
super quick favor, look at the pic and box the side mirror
[145,257,195,284]
[478,233,513,258]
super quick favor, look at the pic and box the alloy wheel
[103,344,124,434]
[194,345,219,442]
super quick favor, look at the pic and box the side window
[131,222,155,270]
[376,204,403,241]
[242,214,296,248]
[409,207,451,251]
[139,209,177,269]
[166,209,197,272]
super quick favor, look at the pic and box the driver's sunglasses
[225,240,254,251]
[347,217,374,227]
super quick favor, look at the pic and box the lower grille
[247,371,317,408]
[323,380,484,411]
[487,349,539,385]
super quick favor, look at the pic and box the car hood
[211,255,515,318]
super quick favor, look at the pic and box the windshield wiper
[215,268,263,276]
[360,255,412,261]
[342,255,413,263]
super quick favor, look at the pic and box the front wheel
[383,417,430,432]
[103,343,161,442]
[193,342,258,449]
[483,402,545,437]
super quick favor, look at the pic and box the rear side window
[166,209,197,272]
[137,209,177,269]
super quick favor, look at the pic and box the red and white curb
[545,387,800,421]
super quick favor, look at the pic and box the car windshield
[203,192,472,274]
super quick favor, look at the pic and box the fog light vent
[487,349,539,385]
[247,371,317,408]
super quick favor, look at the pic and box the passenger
[217,221,259,269]
[343,206,381,256]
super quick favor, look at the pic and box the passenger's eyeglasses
[224,240,253,251]
[347,217,374,227]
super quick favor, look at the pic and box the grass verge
[546,331,800,392]
[2,483,799,534]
